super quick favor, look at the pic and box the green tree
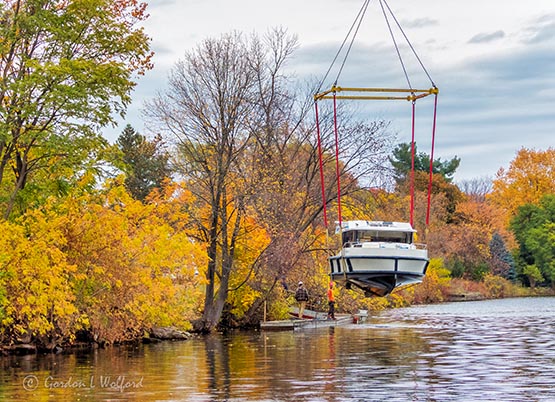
[510,194,555,287]
[526,222,555,287]
[522,264,543,289]
[0,0,152,218]
[389,142,460,184]
[116,124,170,201]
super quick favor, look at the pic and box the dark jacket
[295,286,309,302]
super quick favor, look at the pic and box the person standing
[295,281,309,319]
[327,281,336,320]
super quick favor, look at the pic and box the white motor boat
[329,220,428,297]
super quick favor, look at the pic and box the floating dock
[261,307,353,331]
[260,314,352,331]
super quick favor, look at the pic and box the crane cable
[379,0,438,227]
[313,0,370,229]
[314,0,371,230]
[315,0,372,94]
[314,0,438,229]
[379,0,412,89]
[381,0,436,86]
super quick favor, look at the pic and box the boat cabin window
[342,230,412,245]
[342,231,357,245]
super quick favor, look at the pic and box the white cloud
[521,13,555,44]
[468,30,505,44]
[106,0,555,182]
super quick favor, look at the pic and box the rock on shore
[148,327,191,340]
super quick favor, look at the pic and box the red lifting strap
[409,100,416,227]
[426,93,438,226]
[333,93,343,227]
[314,102,328,227]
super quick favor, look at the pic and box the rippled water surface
[2,297,555,401]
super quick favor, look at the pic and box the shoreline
[0,326,194,356]
[4,293,555,356]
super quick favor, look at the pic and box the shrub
[483,274,516,298]
[412,258,451,304]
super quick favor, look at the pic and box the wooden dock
[260,315,352,330]
[260,311,353,331]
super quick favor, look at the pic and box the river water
[2,297,555,401]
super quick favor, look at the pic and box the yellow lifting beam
[314,85,439,102]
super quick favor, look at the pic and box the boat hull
[329,248,429,297]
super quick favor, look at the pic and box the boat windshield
[343,230,412,245]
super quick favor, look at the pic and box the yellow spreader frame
[314,86,439,102]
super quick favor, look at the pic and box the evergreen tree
[489,232,516,281]
[389,142,460,184]
[116,125,171,201]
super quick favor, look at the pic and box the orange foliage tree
[428,194,514,280]
[63,179,206,343]
[489,147,555,219]
[0,177,206,346]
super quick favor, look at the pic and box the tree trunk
[4,151,28,219]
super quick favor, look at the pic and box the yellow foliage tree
[63,178,207,343]
[0,177,207,346]
[0,216,79,345]
[226,212,270,318]
[489,147,555,219]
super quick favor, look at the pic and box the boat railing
[344,241,427,250]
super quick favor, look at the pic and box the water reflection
[1,297,555,401]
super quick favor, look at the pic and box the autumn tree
[489,147,555,219]
[63,179,206,343]
[0,215,79,346]
[429,195,512,280]
[0,178,206,346]
[116,124,170,201]
[147,31,272,332]
[147,29,395,330]
[0,0,152,218]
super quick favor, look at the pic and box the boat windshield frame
[342,229,413,247]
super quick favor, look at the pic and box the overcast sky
[109,0,555,182]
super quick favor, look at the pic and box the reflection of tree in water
[258,329,351,399]
[322,327,339,401]
[2,300,554,401]
[203,332,295,400]
[196,330,347,399]
[336,325,452,397]
[204,334,231,400]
